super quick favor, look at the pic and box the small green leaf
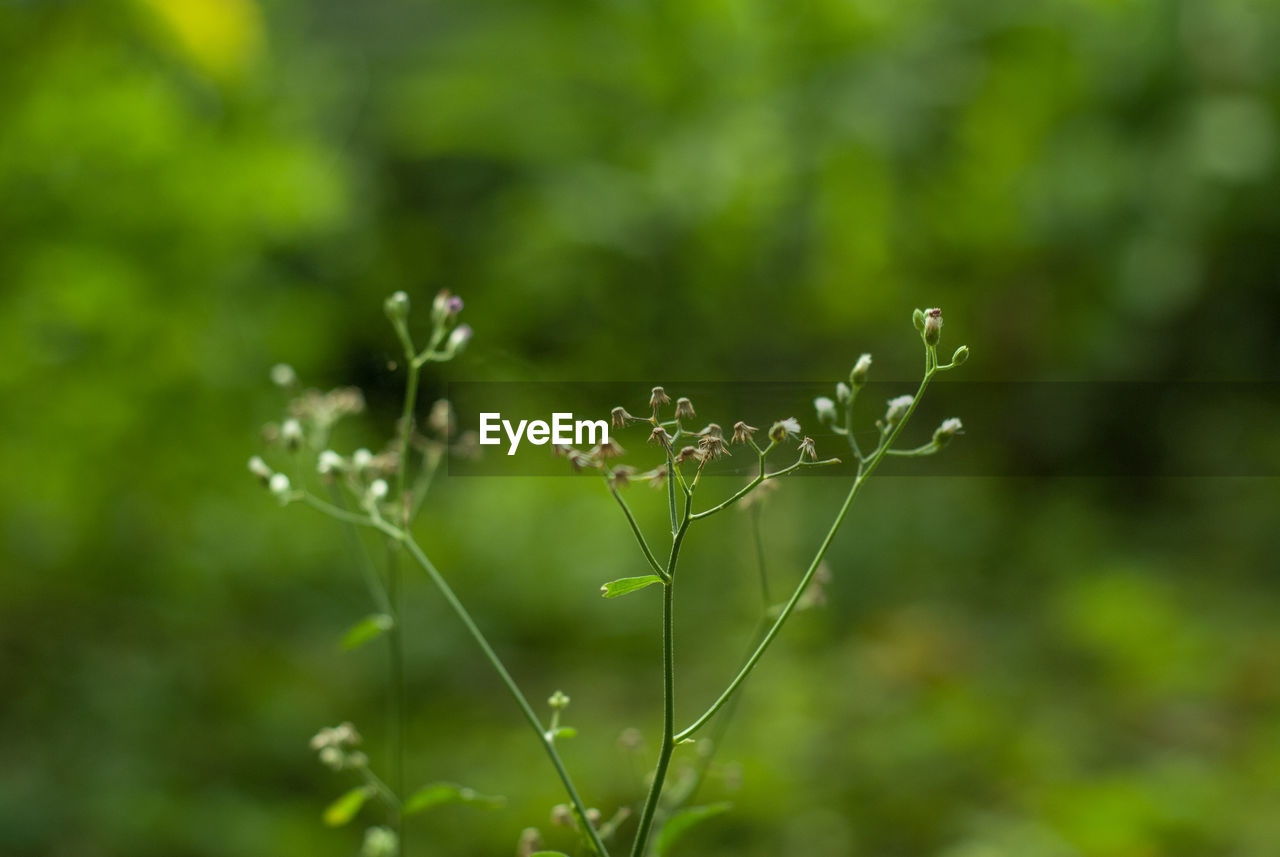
[342,613,394,650]
[403,782,505,816]
[600,575,664,598]
[552,726,577,739]
[654,802,732,856]
[323,786,372,827]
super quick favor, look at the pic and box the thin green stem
[690,455,838,521]
[397,534,611,857]
[609,481,669,581]
[630,495,691,857]
[676,351,937,743]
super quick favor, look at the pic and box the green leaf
[654,802,732,856]
[600,575,664,598]
[323,786,372,827]
[402,782,505,816]
[552,726,577,739]
[342,613,394,650]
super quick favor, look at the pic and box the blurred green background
[3,0,1279,854]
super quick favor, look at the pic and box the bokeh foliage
[2,0,1278,855]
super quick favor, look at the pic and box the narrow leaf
[552,726,577,739]
[654,802,732,856]
[323,786,371,827]
[342,613,394,650]
[403,782,505,816]
[600,575,664,598]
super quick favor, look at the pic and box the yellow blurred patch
[137,0,264,81]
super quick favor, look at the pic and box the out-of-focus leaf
[654,802,732,856]
[528,852,571,856]
[342,613,394,650]
[403,782,505,816]
[552,726,577,739]
[600,575,663,598]
[323,786,372,827]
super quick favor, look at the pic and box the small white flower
[269,363,297,388]
[352,448,374,471]
[317,450,344,475]
[269,473,291,497]
[361,826,399,857]
[248,455,272,482]
[368,479,389,501]
[446,324,473,355]
[851,353,872,387]
[813,396,837,423]
[933,417,964,447]
[884,395,914,425]
[281,418,303,447]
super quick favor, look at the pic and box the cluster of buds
[360,826,399,857]
[384,288,473,361]
[248,456,292,504]
[310,722,366,771]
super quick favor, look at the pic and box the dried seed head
[923,307,943,346]
[648,425,673,448]
[517,828,543,857]
[769,417,802,444]
[550,804,574,827]
[675,397,695,420]
[698,434,730,460]
[649,386,671,412]
[594,438,625,459]
[610,406,631,429]
[641,464,669,488]
[798,436,818,461]
[813,397,837,424]
[270,363,297,388]
[797,563,832,611]
[932,417,963,447]
[585,808,602,827]
[567,449,595,472]
[730,421,758,445]
[675,445,700,464]
[428,399,455,436]
[610,465,637,488]
[248,455,272,484]
[884,395,914,426]
[851,353,872,388]
[698,422,723,439]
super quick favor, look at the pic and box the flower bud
[932,417,963,447]
[445,324,473,356]
[318,746,343,770]
[269,363,297,388]
[835,382,852,405]
[318,450,344,475]
[884,395,913,426]
[850,353,872,388]
[923,307,943,346]
[368,479,389,502]
[281,418,303,450]
[352,448,374,471]
[248,455,272,484]
[548,690,570,710]
[951,345,969,367]
[361,826,399,857]
[383,291,410,323]
[269,472,291,497]
[912,308,926,332]
[813,396,837,424]
[431,289,462,325]
[768,417,801,443]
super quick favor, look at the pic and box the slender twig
[676,342,938,742]
[609,480,669,581]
